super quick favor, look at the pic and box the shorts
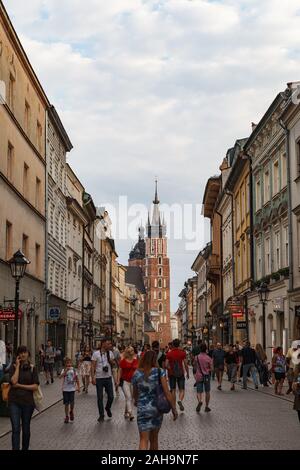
[44,363,54,373]
[63,391,75,405]
[274,372,285,381]
[169,375,185,391]
[196,379,211,394]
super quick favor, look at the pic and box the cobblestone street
[1,376,299,450]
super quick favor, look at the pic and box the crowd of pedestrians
[1,336,300,450]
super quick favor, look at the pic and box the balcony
[207,253,221,284]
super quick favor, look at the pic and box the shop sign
[236,321,247,329]
[0,307,22,321]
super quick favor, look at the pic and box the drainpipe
[279,118,293,343]
[279,119,293,292]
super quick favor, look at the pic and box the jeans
[9,402,35,450]
[227,363,237,383]
[243,363,258,388]
[122,381,133,415]
[96,377,114,417]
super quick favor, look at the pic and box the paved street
[0,376,299,450]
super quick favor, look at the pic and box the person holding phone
[8,345,39,450]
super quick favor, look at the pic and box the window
[274,231,281,271]
[158,267,162,276]
[281,154,287,188]
[35,178,41,210]
[36,121,42,153]
[68,257,72,271]
[273,160,279,195]
[283,226,289,267]
[24,101,30,135]
[158,291,162,300]
[158,256,162,265]
[22,234,29,259]
[35,244,40,277]
[158,303,163,312]
[264,170,270,204]
[246,181,250,214]
[256,241,262,280]
[256,178,261,211]
[158,279,162,288]
[7,142,14,181]
[241,188,245,221]
[236,194,240,227]
[23,163,29,198]
[5,221,12,260]
[8,74,15,111]
[265,237,271,275]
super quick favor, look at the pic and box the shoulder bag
[156,368,171,414]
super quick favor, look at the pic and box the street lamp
[257,282,270,351]
[85,303,94,348]
[190,325,196,347]
[8,250,30,353]
[205,312,212,344]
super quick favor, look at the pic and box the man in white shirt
[92,338,115,422]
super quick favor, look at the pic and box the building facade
[0,2,48,359]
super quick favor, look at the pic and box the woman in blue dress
[132,350,177,450]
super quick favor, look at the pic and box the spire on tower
[153,177,159,205]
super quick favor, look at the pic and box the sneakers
[64,416,69,423]
[70,410,74,421]
[204,407,211,412]
[196,402,202,413]
[97,416,104,422]
[177,401,184,412]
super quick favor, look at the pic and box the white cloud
[3,0,300,309]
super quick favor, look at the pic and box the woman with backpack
[132,350,177,450]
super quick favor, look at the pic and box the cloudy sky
[4,0,300,310]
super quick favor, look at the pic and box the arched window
[158,291,162,300]
[158,279,162,288]
[158,256,162,265]
[158,267,163,276]
[158,303,163,312]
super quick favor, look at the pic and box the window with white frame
[273,160,279,195]
[281,153,287,189]
[256,178,261,211]
[265,236,271,275]
[158,291,162,300]
[274,230,281,271]
[264,169,270,204]
[256,240,262,280]
[158,267,162,276]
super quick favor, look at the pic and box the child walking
[60,357,80,423]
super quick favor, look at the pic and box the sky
[3,0,300,310]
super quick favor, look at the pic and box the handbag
[1,382,11,401]
[195,356,210,384]
[156,368,171,414]
[31,365,43,411]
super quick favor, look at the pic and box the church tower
[129,180,171,346]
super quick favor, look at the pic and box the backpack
[172,359,183,378]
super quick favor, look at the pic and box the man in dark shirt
[241,341,259,390]
[212,343,225,390]
[152,341,166,368]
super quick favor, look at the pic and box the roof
[125,266,146,294]
[202,176,221,219]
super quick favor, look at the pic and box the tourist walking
[212,343,225,390]
[255,343,269,387]
[119,346,138,420]
[132,350,177,450]
[80,346,92,393]
[8,346,39,450]
[166,339,189,411]
[44,340,55,385]
[91,339,115,422]
[60,357,80,423]
[151,341,166,368]
[286,340,300,394]
[240,342,259,390]
[195,343,213,412]
[225,344,239,390]
[272,347,286,395]
[292,370,300,424]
